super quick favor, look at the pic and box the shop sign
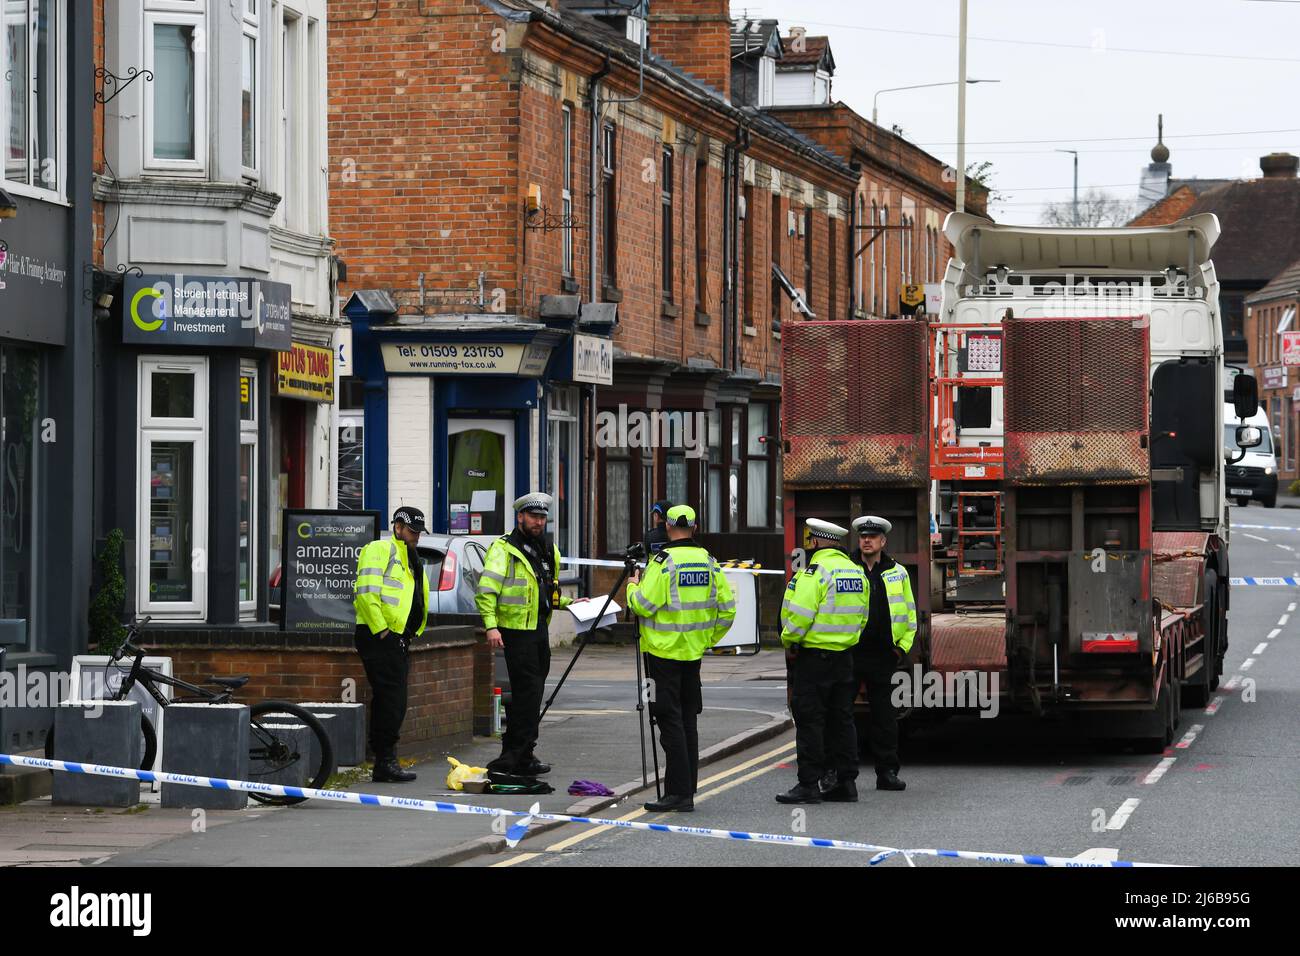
[123,274,292,350]
[1284,331,1300,366]
[381,342,553,376]
[277,342,335,402]
[1263,365,1287,390]
[281,510,381,633]
[573,334,613,384]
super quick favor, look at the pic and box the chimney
[648,0,732,99]
[1260,152,1299,178]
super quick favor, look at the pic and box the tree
[965,160,1005,204]
[1040,188,1136,227]
[88,529,127,655]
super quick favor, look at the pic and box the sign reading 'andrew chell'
[123,273,293,351]
[281,510,380,633]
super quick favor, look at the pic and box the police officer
[645,500,673,555]
[476,492,573,776]
[353,506,431,783]
[776,519,869,804]
[627,505,737,812]
[851,515,917,792]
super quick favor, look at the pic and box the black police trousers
[790,647,858,786]
[354,625,410,761]
[645,654,703,797]
[855,650,901,776]
[492,624,551,772]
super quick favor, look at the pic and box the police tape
[560,556,786,575]
[0,753,1177,867]
[1231,523,1300,532]
[1229,577,1300,586]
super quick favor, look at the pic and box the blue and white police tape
[1230,577,1300,586]
[561,556,786,575]
[1,753,1178,866]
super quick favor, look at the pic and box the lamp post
[956,0,968,213]
[871,78,998,127]
[1056,149,1080,225]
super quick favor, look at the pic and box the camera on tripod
[622,541,647,566]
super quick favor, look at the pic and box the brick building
[329,0,859,580]
[1245,261,1300,487]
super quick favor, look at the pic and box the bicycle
[45,616,336,807]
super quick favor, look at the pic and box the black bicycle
[45,616,336,806]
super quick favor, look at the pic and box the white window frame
[2,0,67,201]
[546,387,579,563]
[238,360,258,618]
[240,1,260,179]
[137,357,209,621]
[143,6,208,174]
[880,205,889,316]
[275,5,302,229]
[869,200,878,314]
[561,104,573,276]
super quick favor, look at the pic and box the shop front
[99,273,292,626]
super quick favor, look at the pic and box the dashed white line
[1205,696,1225,715]
[1105,798,1142,831]
[1279,614,1290,626]
[1267,628,1282,639]
[1074,847,1121,862]
[1253,642,1269,655]
[1243,533,1269,542]
[1278,544,1295,552]
[1289,602,1297,612]
[1142,757,1176,785]
[1174,724,1204,750]
[1240,658,1256,671]
[1224,674,1243,691]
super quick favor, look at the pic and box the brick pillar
[648,1,732,100]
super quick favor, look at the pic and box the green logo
[297,522,313,539]
[131,286,165,332]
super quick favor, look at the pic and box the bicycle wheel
[247,701,335,806]
[44,713,157,772]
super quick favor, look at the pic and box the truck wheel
[1134,682,1174,754]
[1184,570,1218,708]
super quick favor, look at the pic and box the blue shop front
[344,292,613,583]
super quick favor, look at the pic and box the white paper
[568,598,621,633]
[470,489,497,511]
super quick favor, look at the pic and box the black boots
[775,783,823,804]
[876,770,906,791]
[644,794,694,812]
[519,757,551,776]
[821,779,859,802]
[372,757,417,783]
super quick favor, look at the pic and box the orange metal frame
[955,490,1004,576]
[930,323,1005,480]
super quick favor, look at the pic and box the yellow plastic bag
[446,756,489,791]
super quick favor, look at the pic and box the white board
[713,570,760,650]
[68,656,174,773]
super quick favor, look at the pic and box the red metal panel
[1153,531,1209,608]
[929,613,1007,670]
[1003,316,1149,485]
[782,319,928,487]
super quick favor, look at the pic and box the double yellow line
[490,739,796,867]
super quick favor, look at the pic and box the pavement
[0,646,789,867]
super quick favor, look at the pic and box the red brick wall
[648,0,732,99]
[328,0,522,312]
[150,640,476,757]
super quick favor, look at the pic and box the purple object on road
[567,780,615,797]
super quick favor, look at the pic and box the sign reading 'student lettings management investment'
[280,510,380,633]
[123,273,293,350]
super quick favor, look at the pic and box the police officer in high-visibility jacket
[476,492,574,777]
[851,515,917,792]
[353,506,432,783]
[776,518,869,805]
[626,505,737,812]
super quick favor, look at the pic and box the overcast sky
[735,0,1300,224]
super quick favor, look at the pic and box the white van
[1224,404,1278,507]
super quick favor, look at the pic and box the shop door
[447,419,514,536]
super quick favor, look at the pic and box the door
[447,418,514,536]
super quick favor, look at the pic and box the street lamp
[1056,149,1079,225]
[872,77,998,126]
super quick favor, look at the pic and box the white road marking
[1243,533,1269,542]
[1279,614,1290,626]
[1278,544,1295,552]
[1224,674,1242,691]
[1289,603,1297,612]
[1074,847,1121,862]
[1240,658,1256,671]
[1142,757,1176,785]
[1105,798,1142,831]
[1267,628,1281,639]
[1174,724,1204,750]
[1253,642,1269,655]
[1204,696,1225,716]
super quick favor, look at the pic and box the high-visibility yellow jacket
[353,538,430,637]
[780,548,868,651]
[626,542,738,661]
[877,563,917,655]
[475,535,572,631]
